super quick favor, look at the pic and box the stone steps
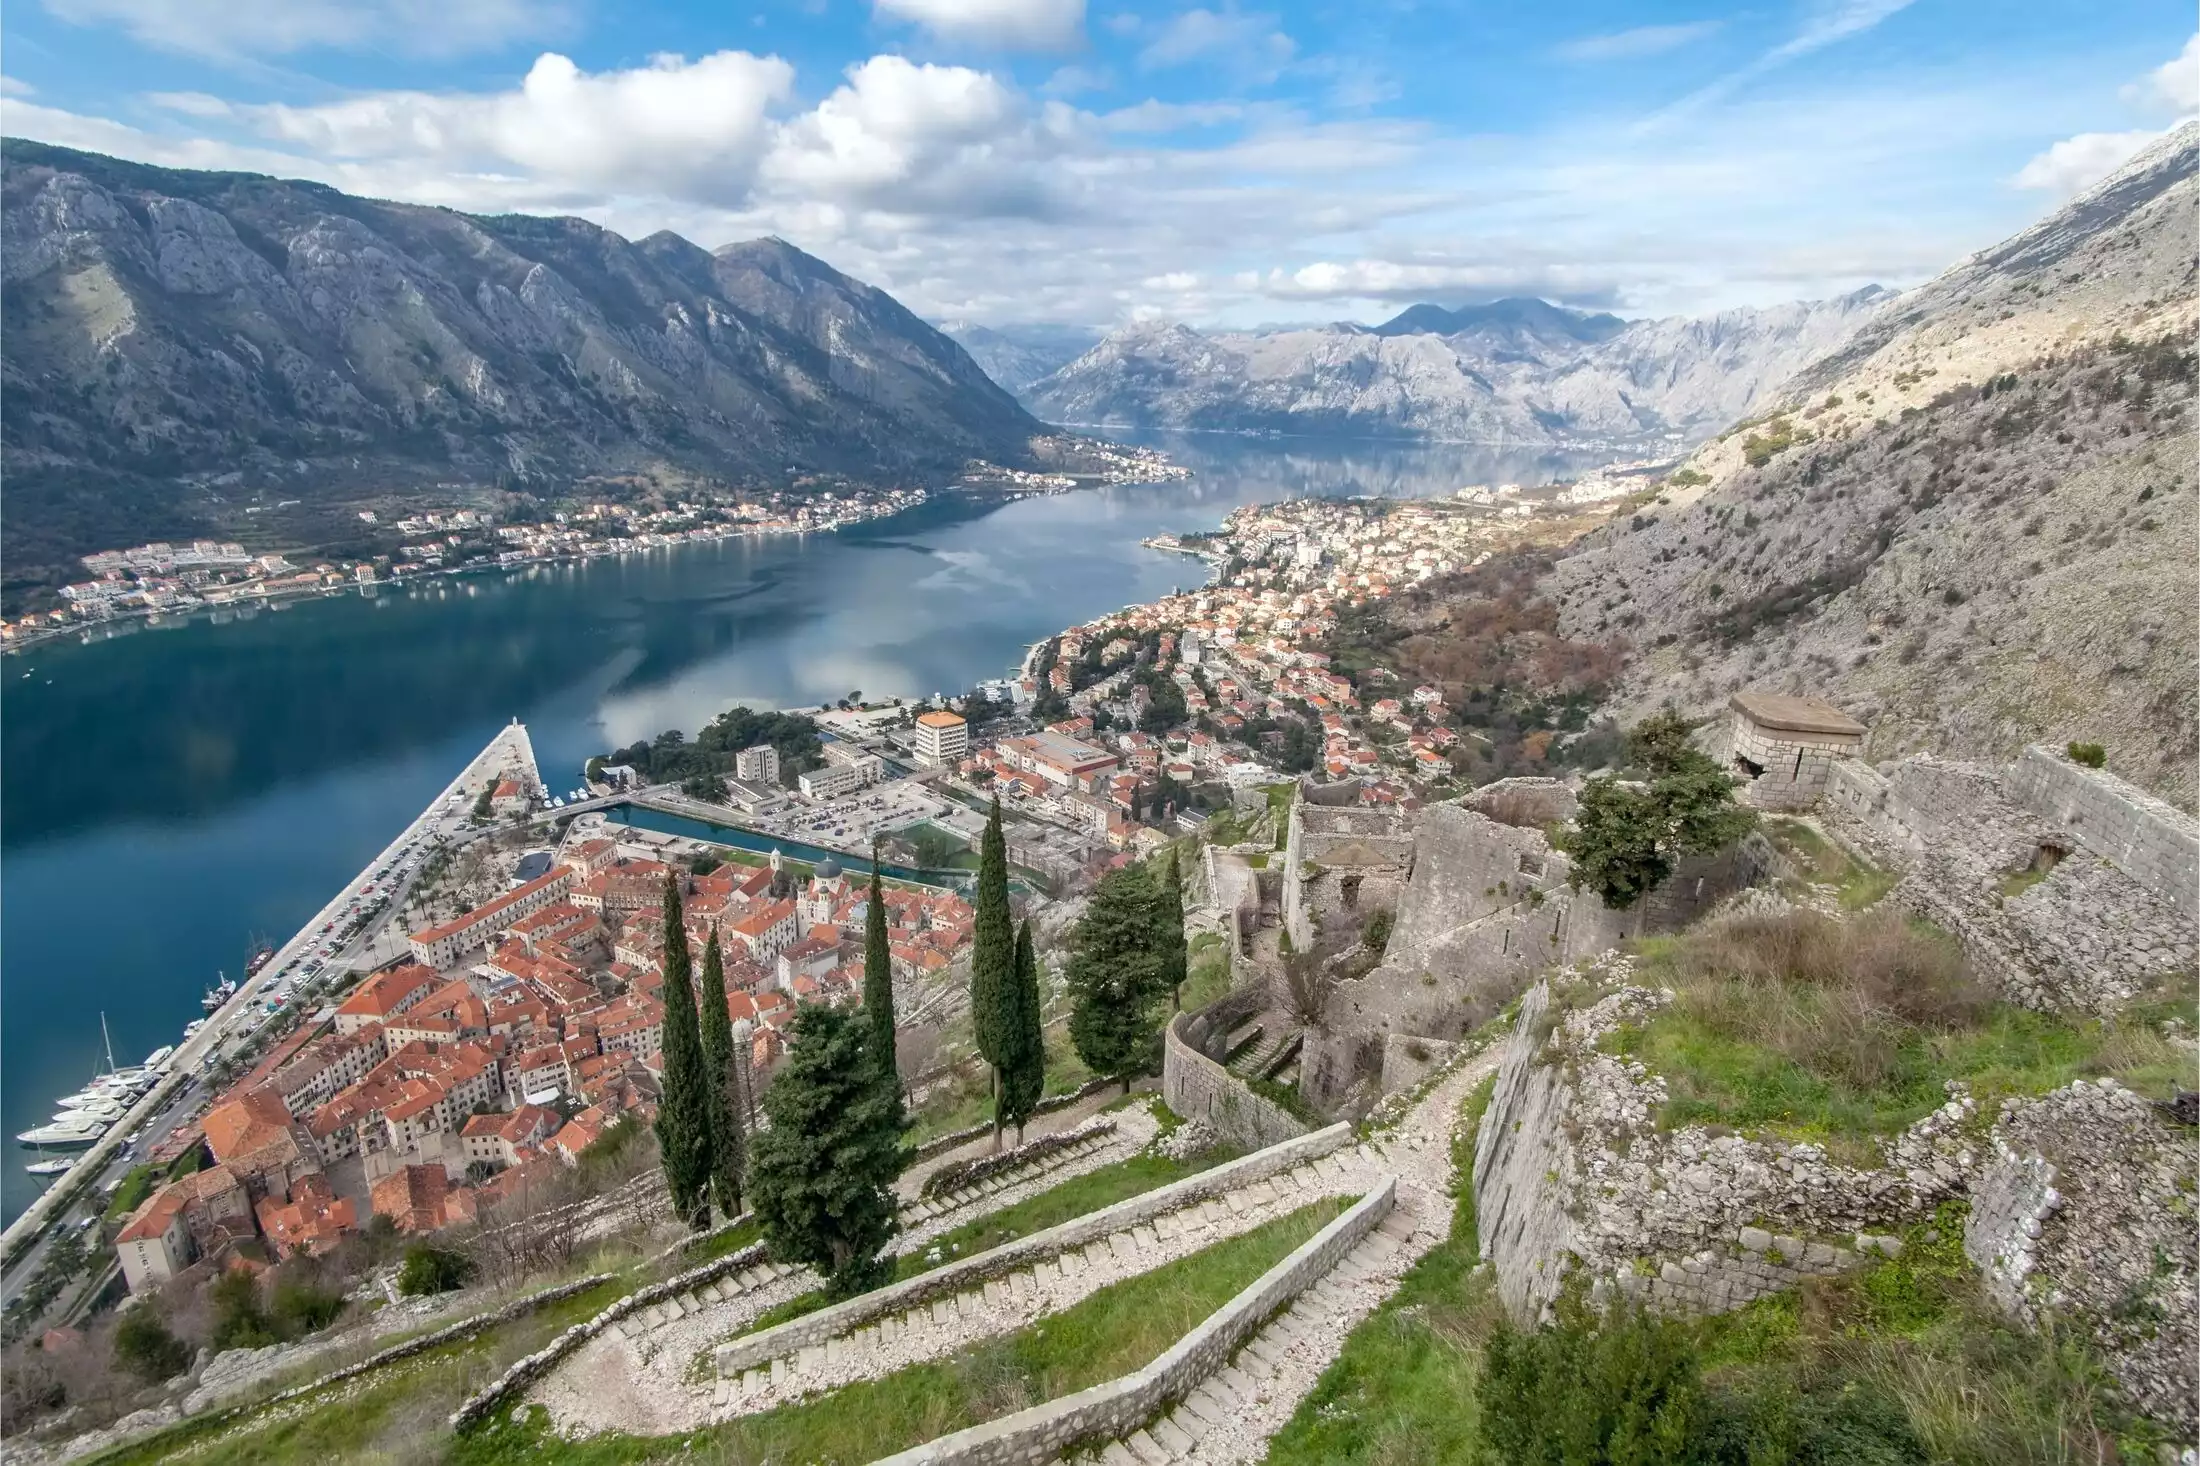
[1059,1216,1409,1466]
[902,1130,1118,1224]
[1228,1024,1302,1080]
[704,1156,1361,1422]
[608,1259,803,1348]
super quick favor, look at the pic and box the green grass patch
[103,1164,156,1221]
[2001,866,2048,899]
[1616,911,2189,1156]
[1763,817,1896,910]
[82,1278,627,1466]
[681,1219,763,1264]
[457,1200,1347,1466]
[1267,1075,1499,1466]
[1180,931,1233,1014]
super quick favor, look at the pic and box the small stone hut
[1719,692,1866,810]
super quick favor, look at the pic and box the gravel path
[1069,1046,1502,1466]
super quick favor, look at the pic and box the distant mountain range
[937,322,1102,396]
[1,139,1046,595]
[1006,290,1892,448]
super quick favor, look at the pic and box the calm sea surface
[0,433,1597,1222]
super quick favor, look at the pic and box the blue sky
[2,1,2193,328]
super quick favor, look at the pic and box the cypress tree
[863,851,905,1126]
[651,873,714,1226]
[1158,847,1190,1010]
[1065,864,1170,1092]
[696,932,745,1220]
[748,1006,902,1298]
[969,796,1016,1143]
[998,918,1046,1145]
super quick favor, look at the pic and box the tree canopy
[696,932,745,1220]
[652,873,715,1225]
[748,1006,902,1298]
[1559,713,1755,910]
[1065,863,1172,1090]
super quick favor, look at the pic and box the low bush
[112,1306,191,1382]
[2066,742,2107,768]
[397,1244,474,1297]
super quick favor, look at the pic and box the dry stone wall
[2004,746,2199,921]
[1964,1080,2197,1436]
[1474,953,1969,1321]
[1825,752,2195,1013]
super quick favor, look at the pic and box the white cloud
[0,76,37,97]
[762,56,1078,217]
[41,0,560,59]
[1554,21,1722,63]
[208,51,795,203]
[2011,129,2167,198]
[1138,6,1293,77]
[2123,31,2200,116]
[1252,258,1624,306]
[872,0,1085,51]
[2015,35,2197,200]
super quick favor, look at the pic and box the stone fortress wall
[1163,988,1311,1153]
[1295,779,1763,1111]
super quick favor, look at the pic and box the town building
[913,710,969,766]
[734,745,781,783]
[408,866,577,968]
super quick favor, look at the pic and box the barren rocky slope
[1024,289,1889,448]
[0,140,1045,588]
[936,321,1101,396]
[1550,125,2200,806]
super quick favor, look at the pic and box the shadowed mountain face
[1023,288,1891,448]
[937,321,1103,395]
[0,140,1045,591]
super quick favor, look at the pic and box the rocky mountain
[1550,124,2200,804]
[1,140,1046,592]
[1023,289,1890,448]
[936,321,1101,396]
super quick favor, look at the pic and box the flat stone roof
[1729,692,1867,738]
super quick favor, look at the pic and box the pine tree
[863,851,903,1124]
[969,796,1016,1142]
[1158,847,1190,1010]
[998,918,1046,1144]
[748,1006,902,1298]
[696,932,745,1220]
[1065,864,1169,1092]
[651,873,714,1226]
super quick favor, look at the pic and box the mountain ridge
[1,140,1048,596]
[1021,287,1892,448]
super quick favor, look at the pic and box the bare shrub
[1673,908,1987,1090]
[1273,951,1338,1030]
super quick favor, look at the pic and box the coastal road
[1,723,541,1277]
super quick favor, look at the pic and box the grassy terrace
[738,1119,1242,1337]
[1607,908,2190,1156]
[455,1199,1349,1466]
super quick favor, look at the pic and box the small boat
[17,1116,106,1148]
[102,1067,153,1089]
[142,1045,176,1070]
[24,1158,74,1177]
[183,1019,207,1038]
[202,975,239,1012]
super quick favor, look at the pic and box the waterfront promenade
[0,722,541,1268]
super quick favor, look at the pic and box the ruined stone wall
[1473,953,1968,1323]
[2004,746,2199,921]
[1280,790,1416,952]
[1164,1000,1310,1152]
[1964,1080,2197,1436]
[1298,800,1759,1111]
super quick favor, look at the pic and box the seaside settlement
[98,477,1630,1289]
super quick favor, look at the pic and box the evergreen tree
[1066,864,1170,1091]
[1157,847,1190,1010]
[969,796,1016,1141]
[998,919,1046,1144]
[696,933,745,1220]
[748,1006,902,1298]
[863,850,903,1124]
[651,873,714,1226]
[1559,714,1757,910]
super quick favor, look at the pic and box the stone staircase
[904,1125,1121,1226]
[606,1257,804,1355]
[705,1148,1373,1421]
[1228,1023,1302,1081]
[1063,1201,1421,1465]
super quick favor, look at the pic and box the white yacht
[23,1158,75,1177]
[59,1097,124,1121]
[142,1045,176,1070]
[17,1115,106,1148]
